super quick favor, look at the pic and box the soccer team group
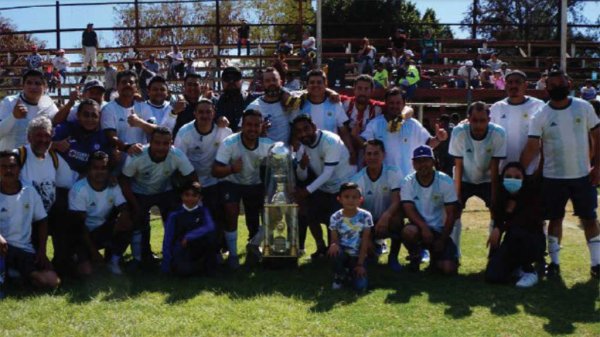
[0,64,598,297]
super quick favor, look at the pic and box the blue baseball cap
[412,145,435,160]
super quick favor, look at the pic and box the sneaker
[388,258,403,272]
[421,249,431,263]
[591,265,599,279]
[332,281,343,290]
[516,272,538,288]
[380,242,389,254]
[107,260,123,276]
[545,263,561,277]
[227,255,240,270]
[245,244,262,266]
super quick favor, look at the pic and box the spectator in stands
[357,37,376,75]
[172,73,205,137]
[397,49,414,68]
[248,69,264,94]
[133,61,155,100]
[143,54,160,74]
[167,45,185,80]
[420,29,439,64]
[272,53,289,85]
[48,69,62,94]
[300,31,316,59]
[535,72,547,90]
[25,45,43,71]
[51,49,70,80]
[379,48,397,74]
[215,67,258,133]
[491,69,506,90]
[473,53,486,70]
[389,28,407,55]
[103,60,117,101]
[480,64,493,89]
[284,73,301,91]
[184,58,196,77]
[581,79,598,101]
[488,53,502,71]
[450,113,460,127]
[373,62,389,89]
[276,34,293,56]
[237,19,251,56]
[398,60,420,101]
[456,60,480,89]
[82,23,98,72]
[544,57,559,73]
[499,63,511,78]
[0,69,59,151]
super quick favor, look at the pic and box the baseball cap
[83,79,105,92]
[465,60,474,67]
[505,70,527,80]
[404,49,414,57]
[412,145,435,160]
[221,66,242,81]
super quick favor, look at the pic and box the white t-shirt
[490,96,545,174]
[246,97,292,143]
[350,165,402,220]
[52,56,70,71]
[360,115,431,178]
[302,37,316,50]
[292,98,348,134]
[528,98,600,179]
[174,122,232,187]
[140,101,176,131]
[68,178,126,231]
[20,145,75,212]
[449,123,507,184]
[214,133,274,185]
[101,100,155,145]
[0,183,47,253]
[122,145,195,195]
[457,66,479,79]
[296,130,356,194]
[0,94,59,151]
[400,171,457,232]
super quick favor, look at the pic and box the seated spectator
[581,79,598,101]
[143,54,160,74]
[48,68,62,94]
[24,45,43,71]
[480,64,494,89]
[488,53,503,71]
[276,33,293,56]
[397,60,420,101]
[379,48,397,73]
[473,53,486,70]
[300,31,316,58]
[456,60,480,88]
[500,62,511,78]
[357,37,376,74]
[184,58,196,77]
[420,29,439,64]
[133,61,155,100]
[389,28,407,55]
[491,69,506,90]
[167,45,185,79]
[373,63,389,89]
[397,49,414,68]
[535,72,547,90]
[237,19,251,56]
[51,49,70,80]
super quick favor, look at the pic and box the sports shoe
[227,255,240,270]
[421,249,431,263]
[245,244,262,266]
[545,263,561,277]
[516,272,538,288]
[591,265,600,279]
[332,281,343,290]
[107,260,123,275]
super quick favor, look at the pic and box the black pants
[75,218,130,263]
[485,226,545,283]
[171,233,217,277]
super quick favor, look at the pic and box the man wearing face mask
[521,70,600,279]
[215,67,259,133]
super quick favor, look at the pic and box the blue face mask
[503,178,522,194]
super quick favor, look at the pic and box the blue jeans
[333,250,368,291]
[421,48,439,64]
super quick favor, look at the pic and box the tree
[462,0,590,41]
[0,15,46,52]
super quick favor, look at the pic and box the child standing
[328,182,373,292]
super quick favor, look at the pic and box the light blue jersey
[292,98,348,133]
[69,178,127,231]
[215,133,274,185]
[329,208,374,256]
[350,165,402,220]
[246,97,292,143]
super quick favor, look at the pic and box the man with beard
[0,69,59,151]
[245,67,293,143]
[293,115,356,259]
[215,67,258,134]
[53,79,106,124]
[521,70,600,279]
[172,73,207,137]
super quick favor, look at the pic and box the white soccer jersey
[350,165,403,220]
[0,94,58,150]
[490,96,544,174]
[296,130,356,194]
[175,122,232,187]
[20,145,75,212]
[69,178,126,231]
[360,115,431,178]
[100,100,155,145]
[292,98,348,133]
[140,101,176,131]
[214,133,274,185]
[400,171,458,232]
[246,96,292,143]
[449,123,506,184]
[528,98,600,179]
[122,145,195,195]
[0,183,47,253]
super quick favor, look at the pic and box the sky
[0,0,598,56]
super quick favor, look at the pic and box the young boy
[327,182,373,292]
[161,181,217,276]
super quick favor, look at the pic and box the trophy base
[262,256,298,269]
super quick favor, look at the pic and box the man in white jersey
[102,70,156,160]
[120,127,196,268]
[401,146,459,274]
[18,117,75,276]
[350,139,403,271]
[293,115,356,259]
[360,87,448,178]
[245,67,293,143]
[0,69,58,151]
[139,76,178,131]
[449,102,506,255]
[69,151,131,276]
[490,70,545,174]
[212,110,274,269]
[521,70,600,279]
[0,151,60,292]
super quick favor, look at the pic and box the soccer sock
[587,234,600,266]
[548,235,561,265]
[225,231,238,257]
[389,238,401,263]
[249,226,265,247]
[451,219,462,257]
[131,231,143,262]
[488,219,495,234]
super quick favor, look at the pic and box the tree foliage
[0,15,46,51]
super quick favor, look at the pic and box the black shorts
[542,176,598,220]
[406,223,459,263]
[460,182,492,208]
[5,245,36,277]
[219,181,264,204]
[307,190,340,226]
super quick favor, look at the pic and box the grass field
[0,199,598,337]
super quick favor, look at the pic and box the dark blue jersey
[53,121,112,174]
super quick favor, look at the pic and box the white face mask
[182,203,199,212]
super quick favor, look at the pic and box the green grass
[1,200,598,337]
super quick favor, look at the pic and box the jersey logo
[214,142,220,147]
[486,148,492,154]
[523,113,528,119]
[466,149,473,153]
[432,194,441,202]
[90,202,96,207]
[550,122,557,127]
[382,187,389,192]
[501,114,507,119]
[575,117,581,124]
[413,196,420,200]
[367,190,373,195]
[108,197,114,205]
[119,118,125,122]
[404,138,408,143]
[327,111,333,117]
[24,203,30,210]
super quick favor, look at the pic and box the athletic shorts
[5,245,36,277]
[542,176,598,220]
[406,223,459,263]
[307,190,340,226]
[460,182,491,208]
[219,181,263,204]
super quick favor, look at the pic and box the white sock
[250,226,265,246]
[131,231,142,262]
[488,219,495,235]
[548,235,560,265]
[451,219,462,258]
[225,230,238,257]
[587,234,600,266]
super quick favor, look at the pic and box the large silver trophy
[262,142,299,267]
